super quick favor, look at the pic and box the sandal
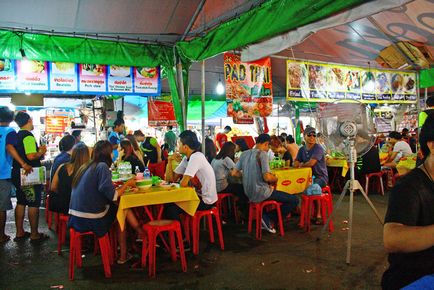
[314,218,323,225]
[117,253,133,265]
[30,233,50,244]
[0,234,10,243]
[13,231,30,242]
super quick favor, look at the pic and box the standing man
[233,134,299,233]
[141,134,165,178]
[418,95,434,128]
[215,126,231,151]
[164,126,177,153]
[108,119,124,162]
[0,108,32,243]
[12,112,48,242]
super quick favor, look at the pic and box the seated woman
[50,143,90,215]
[68,140,143,264]
[125,134,144,165]
[269,135,293,167]
[234,138,249,161]
[211,142,247,216]
[119,139,145,173]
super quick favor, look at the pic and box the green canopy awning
[176,0,368,61]
[420,68,434,88]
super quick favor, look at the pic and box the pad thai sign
[224,53,273,124]
[0,58,160,96]
[286,60,417,103]
[147,95,177,127]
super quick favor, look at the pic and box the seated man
[233,134,299,233]
[382,115,434,290]
[165,130,218,220]
[383,131,412,168]
[293,127,328,223]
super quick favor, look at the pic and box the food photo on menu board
[16,60,48,91]
[108,65,133,93]
[0,59,16,90]
[134,66,160,95]
[79,64,107,92]
[50,62,78,92]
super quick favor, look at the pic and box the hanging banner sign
[286,60,417,104]
[108,65,133,93]
[0,59,16,90]
[224,53,273,124]
[79,64,107,92]
[147,95,177,127]
[134,67,160,95]
[16,60,49,91]
[50,62,78,92]
[0,58,160,96]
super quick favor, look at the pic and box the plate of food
[110,65,130,77]
[157,181,177,189]
[136,67,157,78]
[136,180,152,190]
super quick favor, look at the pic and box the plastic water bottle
[143,167,151,185]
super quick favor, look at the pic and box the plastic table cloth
[272,167,312,194]
[326,158,349,177]
[396,155,417,176]
[117,186,199,231]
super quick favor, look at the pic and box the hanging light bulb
[216,74,225,95]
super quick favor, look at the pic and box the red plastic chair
[248,200,284,240]
[365,172,384,195]
[141,220,187,277]
[69,228,113,280]
[57,214,69,254]
[216,193,239,224]
[299,194,334,232]
[183,208,225,255]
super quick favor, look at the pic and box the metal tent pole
[201,60,206,153]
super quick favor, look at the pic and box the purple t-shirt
[295,144,328,185]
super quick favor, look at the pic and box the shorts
[68,204,117,237]
[15,184,42,208]
[0,179,13,211]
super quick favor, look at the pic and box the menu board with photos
[0,58,160,96]
[286,60,417,103]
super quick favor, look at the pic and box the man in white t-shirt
[165,130,217,220]
[384,131,413,168]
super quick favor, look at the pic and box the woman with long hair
[50,143,90,214]
[119,139,145,173]
[68,140,142,264]
[125,134,144,164]
[211,142,247,217]
[205,137,217,163]
[270,135,293,167]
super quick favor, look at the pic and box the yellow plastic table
[326,158,349,177]
[272,167,312,194]
[117,186,199,231]
[396,155,417,176]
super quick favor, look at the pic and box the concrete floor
[0,192,389,290]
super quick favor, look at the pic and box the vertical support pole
[201,60,206,153]
[177,62,187,130]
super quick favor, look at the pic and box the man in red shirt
[215,126,231,151]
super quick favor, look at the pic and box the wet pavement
[0,193,389,290]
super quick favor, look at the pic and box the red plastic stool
[45,194,54,230]
[57,214,69,255]
[365,172,384,195]
[248,200,284,240]
[216,193,239,224]
[299,194,334,232]
[185,208,225,255]
[69,228,113,280]
[141,220,187,277]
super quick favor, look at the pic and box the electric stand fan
[316,102,384,264]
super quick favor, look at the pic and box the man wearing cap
[108,119,124,162]
[294,127,328,187]
[383,131,412,168]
